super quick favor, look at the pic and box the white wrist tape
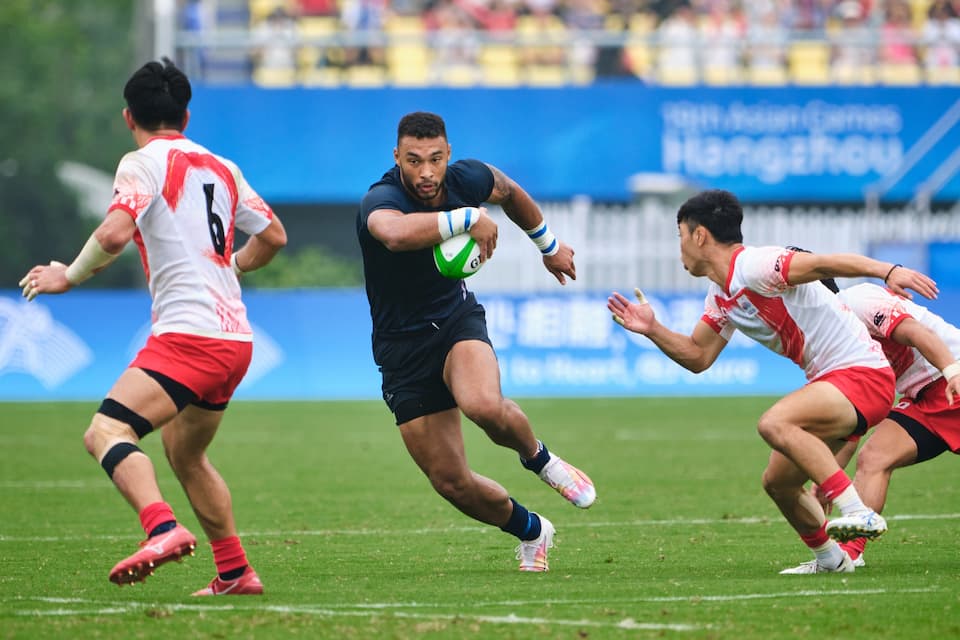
[942,362,960,381]
[231,251,246,276]
[525,221,559,256]
[437,207,479,241]
[65,235,119,285]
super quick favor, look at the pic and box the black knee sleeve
[97,398,154,439]
[100,442,143,479]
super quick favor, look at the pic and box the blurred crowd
[177,0,960,85]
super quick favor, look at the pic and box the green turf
[1,398,958,639]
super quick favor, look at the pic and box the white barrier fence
[469,200,960,294]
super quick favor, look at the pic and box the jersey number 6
[203,183,226,256]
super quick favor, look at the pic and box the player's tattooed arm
[486,164,514,204]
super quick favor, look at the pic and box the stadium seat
[832,63,877,85]
[788,41,830,85]
[249,0,288,24]
[624,43,653,79]
[747,65,788,86]
[523,64,568,86]
[479,44,521,86]
[387,42,431,86]
[437,63,480,87]
[703,64,742,86]
[878,62,922,86]
[344,64,387,87]
[926,66,960,85]
[656,64,699,86]
[252,65,297,87]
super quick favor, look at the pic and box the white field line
[2,513,959,543]
[8,598,700,631]
[7,588,944,627]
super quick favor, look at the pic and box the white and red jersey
[701,246,888,381]
[108,134,273,341]
[838,282,960,399]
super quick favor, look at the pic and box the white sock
[832,485,870,516]
[812,540,845,569]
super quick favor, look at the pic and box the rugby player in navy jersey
[356,111,595,572]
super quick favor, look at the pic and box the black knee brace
[100,442,143,479]
[97,398,154,439]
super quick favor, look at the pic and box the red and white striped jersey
[838,282,960,399]
[701,246,888,381]
[108,134,273,341]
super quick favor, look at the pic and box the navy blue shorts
[373,299,492,425]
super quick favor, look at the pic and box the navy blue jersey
[357,159,495,337]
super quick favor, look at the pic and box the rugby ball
[433,234,483,279]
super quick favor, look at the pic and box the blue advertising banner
[0,288,822,401]
[189,85,960,204]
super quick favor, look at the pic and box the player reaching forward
[607,189,938,574]
[19,59,286,595]
[356,111,595,572]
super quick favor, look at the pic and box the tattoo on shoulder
[487,164,512,203]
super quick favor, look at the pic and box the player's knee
[84,400,152,458]
[460,393,506,429]
[430,471,472,504]
[756,414,786,447]
[760,467,792,500]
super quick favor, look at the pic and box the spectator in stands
[563,0,606,75]
[341,0,388,67]
[747,1,788,72]
[298,0,338,16]
[427,0,481,82]
[831,0,876,76]
[657,4,699,76]
[251,6,298,72]
[699,0,747,75]
[922,1,960,70]
[879,0,919,65]
[782,0,832,33]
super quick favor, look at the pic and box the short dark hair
[123,57,191,131]
[785,245,840,294]
[397,112,447,144]
[676,189,744,245]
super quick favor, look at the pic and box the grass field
[2,397,958,639]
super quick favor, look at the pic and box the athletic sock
[841,537,868,561]
[210,535,249,579]
[520,440,550,474]
[819,470,870,515]
[500,498,543,541]
[800,523,845,568]
[139,501,176,538]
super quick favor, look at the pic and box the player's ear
[181,109,190,132]
[122,108,136,131]
[393,147,399,164]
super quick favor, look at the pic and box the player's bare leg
[400,409,555,571]
[839,418,923,563]
[162,405,262,595]
[84,368,196,585]
[444,340,596,508]
[764,450,854,574]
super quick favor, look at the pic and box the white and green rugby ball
[433,234,483,279]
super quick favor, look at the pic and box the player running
[607,189,938,574]
[19,59,286,595]
[356,111,594,572]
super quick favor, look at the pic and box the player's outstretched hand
[885,265,938,301]
[543,242,575,285]
[19,261,71,301]
[607,287,655,334]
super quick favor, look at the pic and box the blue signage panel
[0,288,832,401]
[189,85,960,203]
